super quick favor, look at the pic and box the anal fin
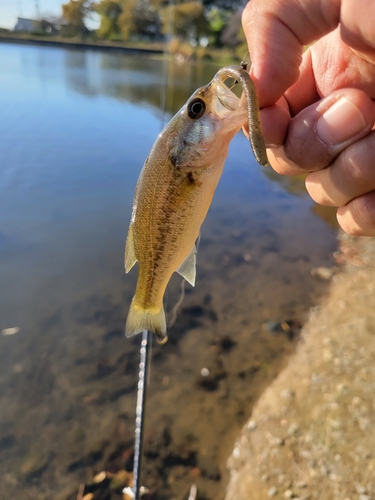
[125,223,137,273]
[176,245,196,286]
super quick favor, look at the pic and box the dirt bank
[225,233,375,500]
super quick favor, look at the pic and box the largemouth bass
[125,65,268,341]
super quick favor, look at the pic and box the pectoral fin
[125,224,137,273]
[176,245,196,286]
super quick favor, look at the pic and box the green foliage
[220,10,243,48]
[116,0,160,41]
[95,0,123,39]
[207,6,230,47]
[160,2,209,42]
[58,0,246,49]
[61,0,91,35]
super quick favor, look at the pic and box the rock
[287,423,299,436]
[280,389,295,400]
[355,484,367,494]
[267,486,278,497]
[196,361,226,391]
[311,267,334,280]
[247,420,257,431]
[283,490,294,499]
[19,450,50,480]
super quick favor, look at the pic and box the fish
[125,65,268,342]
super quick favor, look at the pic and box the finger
[242,0,340,107]
[341,0,375,65]
[280,27,375,116]
[308,29,375,100]
[284,48,320,116]
[280,89,375,175]
[306,131,375,207]
[337,191,375,236]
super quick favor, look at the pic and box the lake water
[0,43,338,500]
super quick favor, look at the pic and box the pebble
[232,446,241,458]
[280,389,295,400]
[283,490,294,499]
[320,465,329,476]
[267,486,278,497]
[288,423,299,436]
[295,481,307,488]
[277,474,285,484]
[2,327,19,336]
[247,420,257,431]
[359,496,371,500]
[311,267,334,280]
[261,474,269,483]
[273,437,284,446]
[93,471,106,483]
[355,484,367,494]
[336,383,349,394]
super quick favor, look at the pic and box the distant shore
[0,34,164,55]
[0,33,242,65]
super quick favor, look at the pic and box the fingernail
[316,97,367,145]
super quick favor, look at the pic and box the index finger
[242,0,341,107]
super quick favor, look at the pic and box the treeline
[61,0,246,49]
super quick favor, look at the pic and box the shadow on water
[0,44,338,499]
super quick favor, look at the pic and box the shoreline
[0,35,164,55]
[225,232,375,500]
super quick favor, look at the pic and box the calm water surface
[0,43,337,500]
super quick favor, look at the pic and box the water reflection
[0,43,338,500]
[63,49,223,116]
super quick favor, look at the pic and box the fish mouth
[210,76,246,120]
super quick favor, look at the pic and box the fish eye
[187,98,206,119]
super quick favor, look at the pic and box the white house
[14,18,39,32]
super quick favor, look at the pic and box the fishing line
[132,330,152,499]
[130,2,174,499]
[168,279,186,328]
[168,233,201,327]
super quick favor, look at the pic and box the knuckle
[339,192,375,236]
[337,131,375,189]
[354,193,375,234]
[339,153,366,187]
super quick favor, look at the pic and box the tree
[61,0,90,36]
[206,6,230,47]
[95,0,122,39]
[202,0,244,11]
[220,10,243,48]
[118,0,161,41]
[159,2,209,42]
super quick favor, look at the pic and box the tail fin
[125,299,167,341]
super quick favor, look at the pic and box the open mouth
[210,77,246,121]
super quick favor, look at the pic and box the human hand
[242,0,375,236]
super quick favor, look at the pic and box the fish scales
[125,65,268,341]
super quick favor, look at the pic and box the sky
[0,0,99,29]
